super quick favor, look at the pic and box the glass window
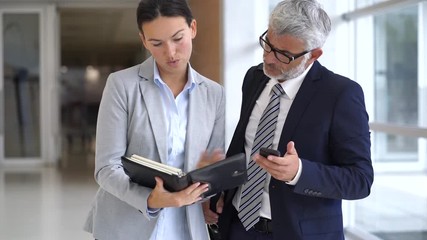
[2,13,41,158]
[352,3,427,239]
[373,6,419,163]
[374,132,418,163]
[374,6,418,126]
[356,0,390,9]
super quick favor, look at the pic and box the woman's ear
[139,32,147,49]
[190,19,197,39]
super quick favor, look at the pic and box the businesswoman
[84,0,225,239]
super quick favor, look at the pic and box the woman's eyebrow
[147,29,185,42]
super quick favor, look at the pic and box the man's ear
[307,48,323,65]
[312,48,323,58]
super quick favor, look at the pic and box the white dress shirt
[233,64,313,220]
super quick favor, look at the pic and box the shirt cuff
[285,158,302,185]
[147,207,162,218]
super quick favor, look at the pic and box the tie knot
[272,83,285,97]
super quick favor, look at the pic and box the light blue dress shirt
[149,63,196,240]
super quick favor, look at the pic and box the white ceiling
[60,8,143,67]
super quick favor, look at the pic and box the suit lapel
[227,64,269,156]
[242,65,270,130]
[278,61,321,149]
[184,78,206,172]
[138,58,168,163]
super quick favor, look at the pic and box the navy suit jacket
[218,61,374,240]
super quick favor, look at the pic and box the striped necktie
[238,83,285,230]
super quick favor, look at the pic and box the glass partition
[2,13,40,158]
[352,3,427,239]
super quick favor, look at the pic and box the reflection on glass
[3,13,40,158]
[374,132,418,163]
[373,6,418,163]
[374,6,418,126]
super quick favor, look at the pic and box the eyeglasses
[259,30,310,64]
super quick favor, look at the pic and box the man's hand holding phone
[259,147,281,158]
[256,142,300,182]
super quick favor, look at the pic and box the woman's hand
[197,149,225,169]
[147,177,209,208]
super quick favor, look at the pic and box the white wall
[222,0,269,146]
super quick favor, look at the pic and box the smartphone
[259,147,281,158]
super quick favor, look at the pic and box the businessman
[203,0,374,239]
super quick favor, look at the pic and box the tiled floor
[0,150,98,240]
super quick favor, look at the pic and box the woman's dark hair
[136,0,193,32]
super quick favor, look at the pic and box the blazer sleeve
[94,72,153,217]
[293,81,374,200]
[207,85,226,152]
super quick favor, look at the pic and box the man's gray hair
[269,0,331,50]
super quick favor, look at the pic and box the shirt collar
[153,62,196,92]
[269,63,313,100]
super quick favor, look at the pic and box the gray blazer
[84,57,225,240]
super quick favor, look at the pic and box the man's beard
[263,56,309,81]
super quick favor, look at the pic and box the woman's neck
[161,70,188,98]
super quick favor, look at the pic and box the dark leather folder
[121,153,247,197]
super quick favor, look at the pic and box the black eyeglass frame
[259,30,310,64]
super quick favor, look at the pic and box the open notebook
[121,153,247,197]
